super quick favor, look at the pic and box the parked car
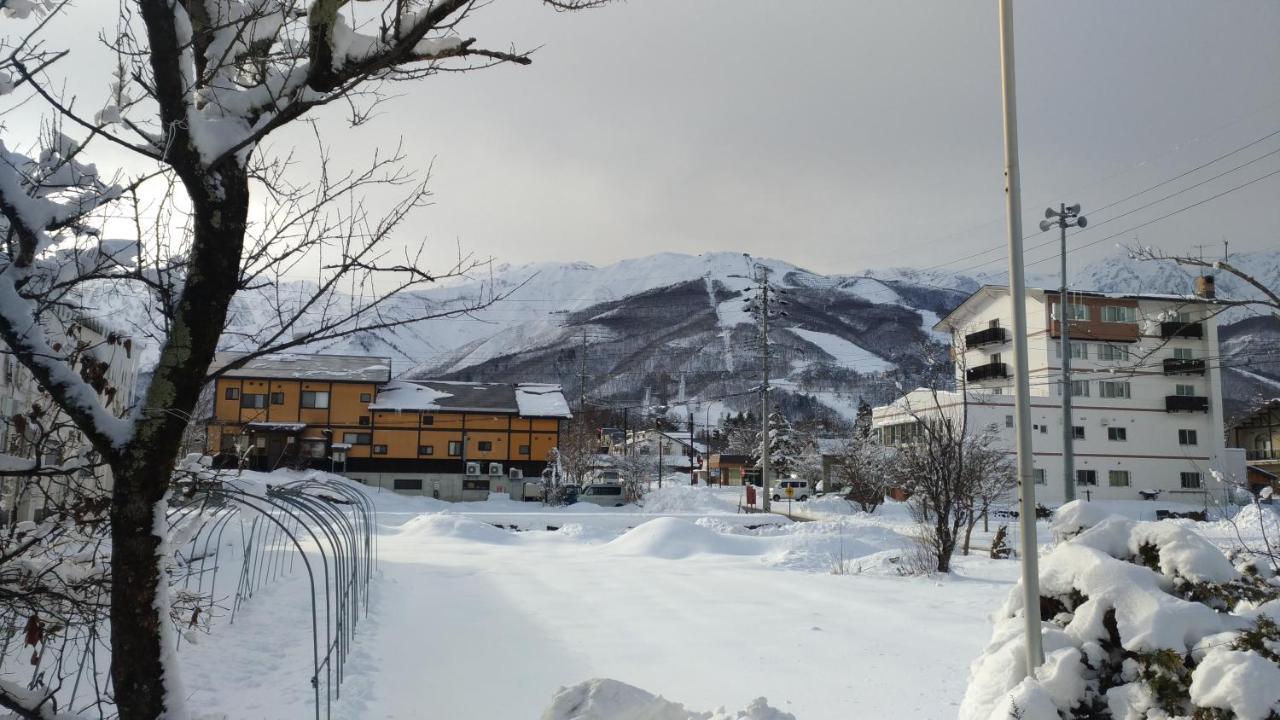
[772,479,811,502]
[579,483,627,507]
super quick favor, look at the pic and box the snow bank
[395,514,515,544]
[641,485,742,514]
[961,505,1280,719]
[604,518,760,559]
[540,678,794,720]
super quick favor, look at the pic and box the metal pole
[997,0,1044,674]
[1059,205,1076,503]
[688,411,695,486]
[760,270,772,513]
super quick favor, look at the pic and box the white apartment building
[872,284,1228,505]
[1,312,141,523]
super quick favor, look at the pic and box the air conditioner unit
[488,462,503,476]
[509,468,524,480]
[465,462,481,476]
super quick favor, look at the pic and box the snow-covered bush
[960,500,1280,720]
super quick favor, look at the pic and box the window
[1180,471,1202,489]
[342,432,371,445]
[1040,424,1047,434]
[359,416,370,426]
[270,392,285,405]
[393,478,423,491]
[225,387,240,400]
[990,353,1003,365]
[1033,468,1046,485]
[372,444,388,455]
[448,441,462,456]
[1099,381,1131,399]
[1059,342,1089,360]
[1073,426,1086,440]
[1005,415,1013,428]
[477,441,493,452]
[240,393,267,409]
[421,415,434,426]
[519,444,531,455]
[1107,427,1127,442]
[300,391,330,409]
[1174,311,1194,323]
[1099,345,1130,361]
[1173,348,1193,360]
[360,393,372,403]
[462,479,491,492]
[1108,470,1131,487]
[1178,429,1198,446]
[1102,306,1137,323]
[1054,302,1089,321]
[988,318,1001,329]
[1175,384,1196,397]
[418,445,434,456]
[1070,380,1090,397]
[1076,469,1098,486]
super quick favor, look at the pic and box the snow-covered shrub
[960,501,1280,720]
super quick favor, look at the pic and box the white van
[579,483,626,507]
[772,480,810,502]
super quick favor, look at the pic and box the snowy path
[182,509,1015,719]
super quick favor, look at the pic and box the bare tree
[0,1,607,716]
[1129,246,1280,317]
[832,436,891,513]
[885,391,1008,573]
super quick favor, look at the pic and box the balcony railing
[1247,449,1278,462]
[1160,321,1203,339]
[964,326,1008,348]
[1165,395,1209,413]
[1163,358,1207,375]
[966,361,1009,383]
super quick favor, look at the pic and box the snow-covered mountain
[76,248,1280,423]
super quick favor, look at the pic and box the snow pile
[604,518,760,559]
[540,678,794,720]
[395,514,515,544]
[960,500,1280,719]
[640,485,741,514]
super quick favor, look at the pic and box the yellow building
[206,353,570,500]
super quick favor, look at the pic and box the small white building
[1,312,141,523]
[623,429,706,471]
[873,284,1228,505]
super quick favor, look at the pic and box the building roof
[370,380,572,418]
[934,284,1211,332]
[212,352,393,383]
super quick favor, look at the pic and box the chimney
[1194,274,1215,299]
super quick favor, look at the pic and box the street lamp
[1040,203,1087,503]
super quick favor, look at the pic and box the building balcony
[966,361,1009,383]
[1162,358,1206,375]
[964,326,1008,348]
[1160,321,1203,339]
[1165,395,1209,413]
[1247,449,1278,462]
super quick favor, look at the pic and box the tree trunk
[110,167,250,720]
[963,516,977,556]
[109,458,170,719]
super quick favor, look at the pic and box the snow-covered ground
[172,474,1271,718]
[175,477,1017,718]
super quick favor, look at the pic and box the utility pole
[748,261,774,512]
[1041,203,1087,503]
[578,330,589,413]
[688,410,696,486]
[998,0,1044,674]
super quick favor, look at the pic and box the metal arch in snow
[162,475,376,720]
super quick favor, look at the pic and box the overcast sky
[18,1,1280,279]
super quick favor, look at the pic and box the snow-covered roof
[212,352,392,383]
[935,284,1212,331]
[370,380,571,418]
